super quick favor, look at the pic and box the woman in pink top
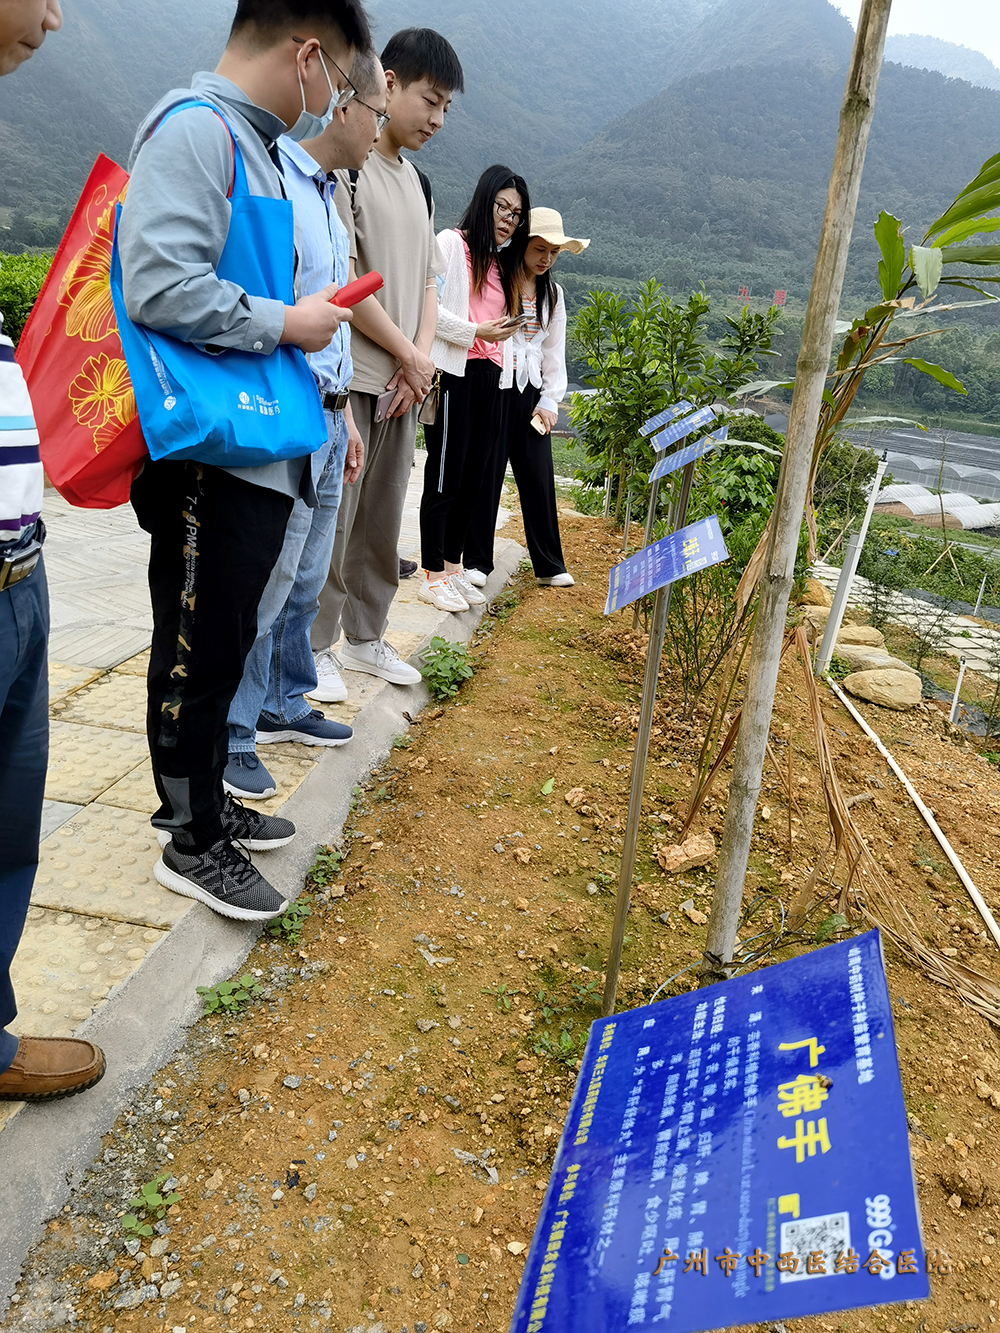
[419,165,530,613]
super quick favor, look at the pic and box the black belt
[0,522,44,592]
[322,391,350,412]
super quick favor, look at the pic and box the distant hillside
[885,33,1000,91]
[541,58,1000,304]
[0,0,231,244]
[670,0,853,77]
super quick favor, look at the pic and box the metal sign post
[602,477,729,1017]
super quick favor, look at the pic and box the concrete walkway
[811,560,1000,679]
[0,452,518,1158]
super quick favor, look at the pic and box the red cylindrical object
[331,271,384,307]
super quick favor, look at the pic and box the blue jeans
[228,411,348,751]
[0,554,49,1073]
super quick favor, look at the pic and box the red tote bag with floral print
[16,154,147,508]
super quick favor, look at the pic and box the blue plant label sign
[639,401,694,437]
[604,516,728,614]
[649,427,729,483]
[652,405,717,452]
[509,930,928,1333]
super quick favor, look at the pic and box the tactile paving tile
[45,720,148,805]
[10,906,166,1039]
[114,650,150,677]
[48,661,102,705]
[99,758,158,815]
[33,804,192,929]
[40,800,85,841]
[47,624,152,671]
[51,672,149,732]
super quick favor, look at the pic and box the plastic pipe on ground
[825,675,1000,950]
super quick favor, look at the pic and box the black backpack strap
[348,167,360,210]
[413,165,433,219]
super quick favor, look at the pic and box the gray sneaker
[154,837,287,921]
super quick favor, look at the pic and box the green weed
[392,734,412,750]
[308,844,343,887]
[121,1173,180,1237]
[483,983,513,1013]
[197,974,262,1016]
[265,897,311,945]
[420,637,475,701]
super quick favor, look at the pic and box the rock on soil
[801,578,833,607]
[655,832,715,874]
[836,625,886,649]
[833,644,918,675]
[843,667,922,710]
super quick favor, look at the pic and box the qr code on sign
[779,1212,851,1283]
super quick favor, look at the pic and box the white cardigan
[430,229,568,411]
[500,283,567,415]
[431,227,515,381]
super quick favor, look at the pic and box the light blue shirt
[277,136,352,396]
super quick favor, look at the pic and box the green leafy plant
[826,653,852,683]
[265,897,311,945]
[308,844,342,888]
[0,252,52,344]
[420,637,475,701]
[488,588,520,621]
[815,913,850,944]
[197,974,262,1016]
[483,983,513,1013]
[392,734,412,750]
[121,1172,180,1236]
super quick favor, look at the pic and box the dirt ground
[8,508,1000,1333]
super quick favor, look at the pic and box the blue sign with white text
[652,406,717,452]
[509,931,928,1333]
[649,427,729,483]
[604,516,728,614]
[640,402,694,437]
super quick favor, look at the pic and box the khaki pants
[310,391,417,650]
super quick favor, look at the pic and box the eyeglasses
[292,36,356,109]
[494,201,522,224]
[352,96,390,134]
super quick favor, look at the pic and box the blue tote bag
[110,102,327,468]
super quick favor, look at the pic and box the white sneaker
[418,576,469,613]
[307,648,348,702]
[465,568,488,588]
[449,571,487,605]
[338,638,422,686]
[537,572,575,587]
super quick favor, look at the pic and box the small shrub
[0,252,52,344]
[197,973,262,1016]
[420,637,475,701]
[265,897,311,944]
[121,1173,180,1236]
[826,653,852,682]
[568,483,604,516]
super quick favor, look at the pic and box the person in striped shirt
[0,0,107,1102]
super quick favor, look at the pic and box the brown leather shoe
[0,1036,106,1101]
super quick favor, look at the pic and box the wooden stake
[702,0,893,983]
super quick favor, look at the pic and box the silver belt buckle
[0,539,41,592]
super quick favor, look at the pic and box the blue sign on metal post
[510,930,928,1333]
[649,427,729,483]
[639,401,694,437]
[652,405,717,452]
[604,516,728,615]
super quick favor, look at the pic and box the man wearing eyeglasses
[224,49,390,798]
[117,0,371,921]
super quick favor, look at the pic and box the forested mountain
[885,33,1000,92]
[3,0,1000,328]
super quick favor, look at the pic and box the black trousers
[465,381,567,578]
[419,359,502,571]
[131,459,292,849]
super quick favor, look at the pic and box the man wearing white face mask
[117,0,370,923]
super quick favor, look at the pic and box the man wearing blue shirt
[224,48,388,800]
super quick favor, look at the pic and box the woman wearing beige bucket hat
[464,208,589,587]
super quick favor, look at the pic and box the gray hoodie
[118,72,310,500]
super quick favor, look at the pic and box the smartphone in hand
[374,389,396,423]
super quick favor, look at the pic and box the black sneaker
[154,837,287,921]
[399,557,418,579]
[223,794,296,851]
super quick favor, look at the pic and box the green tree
[569,282,780,521]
